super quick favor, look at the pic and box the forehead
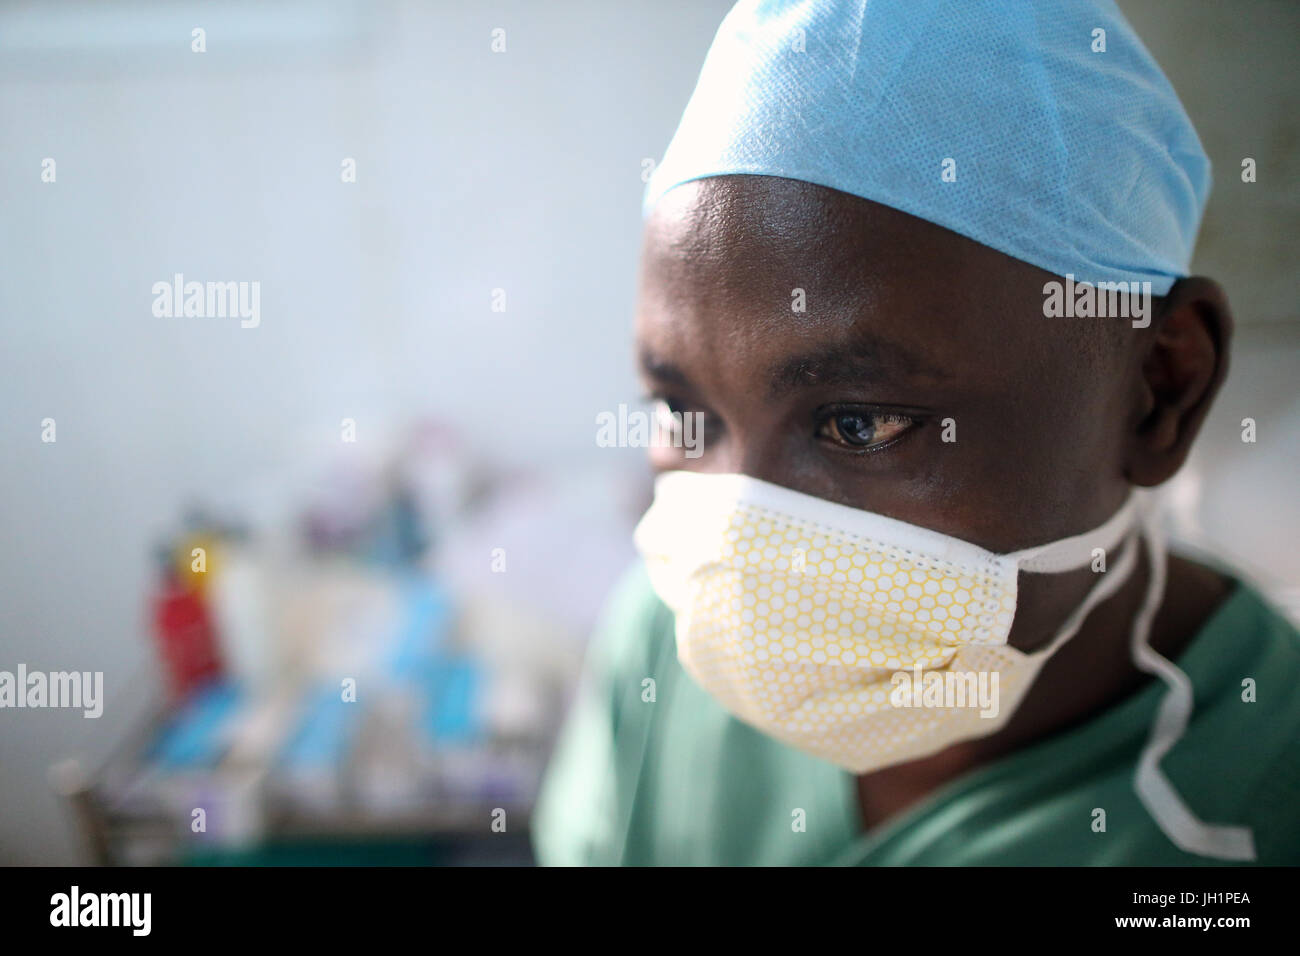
[636,176,1064,382]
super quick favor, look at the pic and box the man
[533,0,1300,865]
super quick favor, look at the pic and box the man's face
[635,174,1138,555]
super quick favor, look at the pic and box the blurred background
[0,0,1296,865]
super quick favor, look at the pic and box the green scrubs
[532,561,1300,865]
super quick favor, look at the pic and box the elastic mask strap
[1013,492,1140,574]
[1129,510,1258,861]
[1034,527,1140,661]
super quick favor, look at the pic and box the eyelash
[646,395,920,454]
[813,407,918,453]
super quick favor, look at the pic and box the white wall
[0,0,734,865]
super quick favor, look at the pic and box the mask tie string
[1026,527,1140,662]
[1128,502,1257,861]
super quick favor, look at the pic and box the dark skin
[635,175,1237,832]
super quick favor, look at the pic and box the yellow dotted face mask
[633,471,1141,775]
[634,470,1259,861]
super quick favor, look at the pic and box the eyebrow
[765,340,948,398]
[639,333,949,400]
[638,348,694,388]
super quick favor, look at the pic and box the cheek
[922,395,1128,547]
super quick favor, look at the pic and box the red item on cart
[151,563,224,701]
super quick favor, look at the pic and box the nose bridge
[737,441,788,487]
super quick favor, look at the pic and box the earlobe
[1126,277,1233,486]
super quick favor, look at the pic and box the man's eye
[653,398,684,437]
[816,410,915,450]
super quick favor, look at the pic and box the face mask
[632,469,1256,860]
[634,470,1148,775]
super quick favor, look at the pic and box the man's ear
[1126,277,1233,487]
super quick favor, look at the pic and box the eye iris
[837,413,876,445]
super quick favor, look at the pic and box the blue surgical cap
[643,0,1211,295]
